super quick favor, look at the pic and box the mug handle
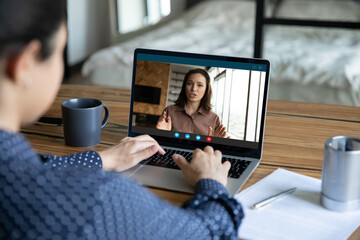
[101,104,110,128]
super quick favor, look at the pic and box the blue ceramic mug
[61,98,109,147]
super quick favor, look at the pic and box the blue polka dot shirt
[0,130,244,239]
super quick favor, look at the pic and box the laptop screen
[128,49,270,159]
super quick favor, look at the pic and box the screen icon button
[196,135,201,140]
[185,134,190,139]
[174,132,180,138]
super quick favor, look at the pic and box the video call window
[132,60,266,144]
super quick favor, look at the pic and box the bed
[82,0,360,106]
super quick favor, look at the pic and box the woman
[0,0,243,239]
[156,69,228,138]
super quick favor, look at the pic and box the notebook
[123,48,270,195]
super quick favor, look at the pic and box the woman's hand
[99,135,165,172]
[172,146,230,186]
[156,111,172,131]
[208,124,228,138]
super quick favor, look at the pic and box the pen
[252,187,297,210]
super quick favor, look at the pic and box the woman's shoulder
[207,110,220,119]
[0,130,39,164]
[206,110,221,126]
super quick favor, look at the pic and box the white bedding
[82,0,360,104]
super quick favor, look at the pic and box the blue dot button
[196,135,201,140]
[174,132,180,137]
[185,134,190,139]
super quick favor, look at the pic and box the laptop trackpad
[129,165,194,194]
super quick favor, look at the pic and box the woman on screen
[156,68,228,137]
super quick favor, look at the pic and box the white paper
[235,168,360,240]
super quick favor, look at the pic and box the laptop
[123,48,270,195]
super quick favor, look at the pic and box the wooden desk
[22,84,360,238]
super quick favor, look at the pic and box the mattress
[82,0,360,106]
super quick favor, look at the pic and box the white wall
[67,0,186,65]
[67,0,110,66]
[117,0,146,34]
[110,0,187,43]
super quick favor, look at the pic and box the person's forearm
[39,151,102,171]
[182,179,244,238]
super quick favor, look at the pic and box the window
[245,71,261,142]
[213,71,226,120]
[210,67,265,142]
[116,0,171,34]
[228,70,250,140]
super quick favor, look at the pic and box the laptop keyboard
[141,148,251,179]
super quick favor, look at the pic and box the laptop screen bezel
[128,48,270,159]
